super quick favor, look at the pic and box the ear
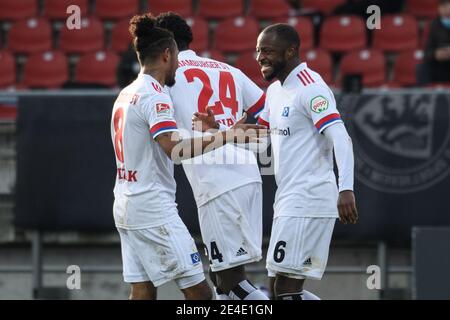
[162,47,171,63]
[286,46,297,59]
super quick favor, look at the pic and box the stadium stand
[187,17,209,52]
[0,51,15,88]
[302,0,346,15]
[406,0,439,19]
[8,18,53,54]
[75,51,120,87]
[95,0,140,20]
[320,15,367,52]
[0,0,38,21]
[111,19,133,53]
[249,0,291,19]
[235,52,266,88]
[340,49,386,87]
[391,49,424,87]
[198,0,243,19]
[0,0,443,88]
[148,0,193,17]
[373,14,419,52]
[59,17,104,54]
[22,51,68,89]
[214,17,259,52]
[301,49,333,85]
[44,0,89,20]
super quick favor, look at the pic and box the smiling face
[256,31,288,82]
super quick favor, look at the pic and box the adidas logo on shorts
[236,247,248,257]
[303,257,312,266]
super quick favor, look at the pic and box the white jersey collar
[178,49,197,59]
[282,62,308,87]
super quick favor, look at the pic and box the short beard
[166,77,176,87]
[263,59,286,81]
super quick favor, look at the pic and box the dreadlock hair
[156,12,193,51]
[129,13,176,65]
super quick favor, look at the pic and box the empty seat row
[1,14,430,55]
[0,0,440,21]
[0,48,425,89]
[0,50,119,89]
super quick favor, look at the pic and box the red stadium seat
[214,17,259,53]
[340,49,386,87]
[198,0,243,19]
[235,52,266,88]
[249,0,290,19]
[8,18,53,54]
[44,0,89,19]
[320,15,366,52]
[186,17,209,52]
[148,0,193,17]
[95,0,139,20]
[198,50,225,62]
[75,51,120,87]
[60,17,104,54]
[0,0,37,20]
[277,17,314,51]
[23,51,68,88]
[0,51,15,88]
[302,0,346,15]
[421,21,431,47]
[111,19,132,53]
[301,49,333,84]
[392,49,424,87]
[373,14,419,52]
[406,0,439,19]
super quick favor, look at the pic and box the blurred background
[1,0,450,300]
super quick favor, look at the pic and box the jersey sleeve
[300,83,343,134]
[256,103,270,128]
[238,70,266,118]
[143,93,178,139]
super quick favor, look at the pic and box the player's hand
[337,190,358,225]
[229,112,268,143]
[192,107,219,132]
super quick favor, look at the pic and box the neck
[278,58,301,85]
[142,65,166,86]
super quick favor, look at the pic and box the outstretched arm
[157,114,268,164]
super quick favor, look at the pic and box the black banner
[14,92,450,244]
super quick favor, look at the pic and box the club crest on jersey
[310,96,329,113]
[190,252,200,264]
[282,107,290,117]
[156,103,171,115]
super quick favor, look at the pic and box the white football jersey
[258,63,342,218]
[168,50,265,206]
[111,73,180,229]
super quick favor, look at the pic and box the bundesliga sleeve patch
[156,103,171,116]
[310,96,329,114]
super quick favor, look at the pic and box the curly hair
[156,12,193,51]
[129,13,176,64]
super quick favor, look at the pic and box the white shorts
[266,216,336,280]
[198,182,263,272]
[117,215,205,289]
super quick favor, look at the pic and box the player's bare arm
[156,116,267,163]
